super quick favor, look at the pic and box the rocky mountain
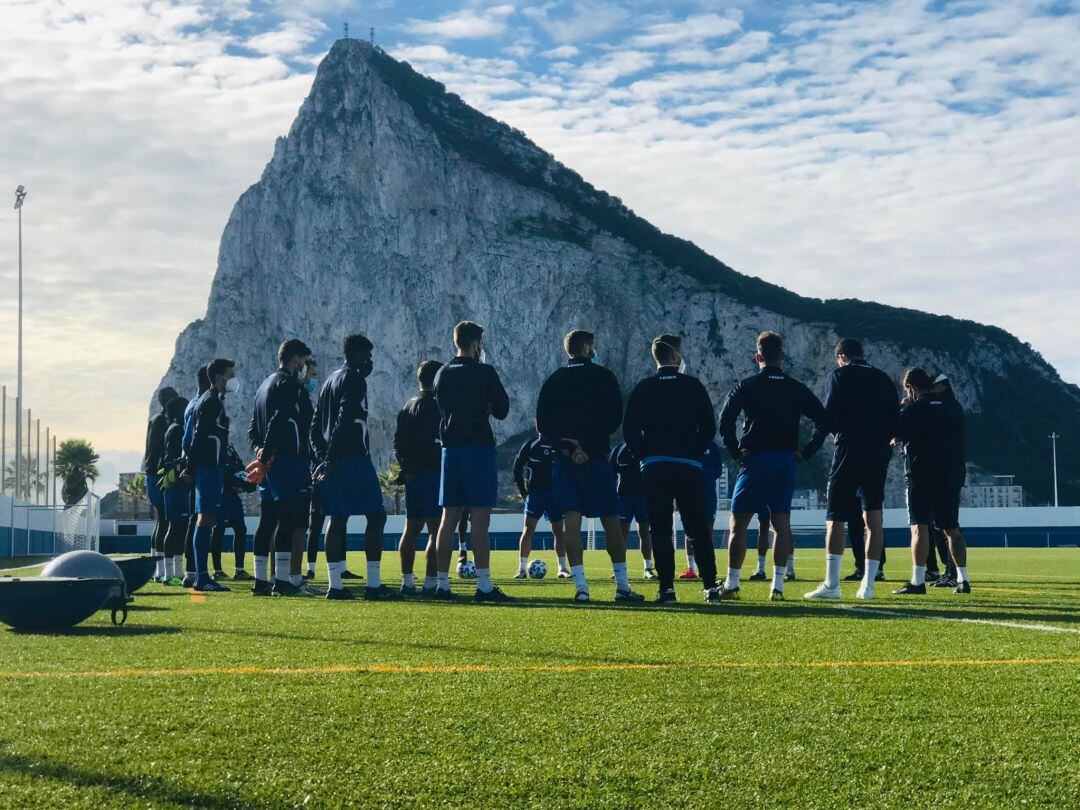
[160,39,1079,506]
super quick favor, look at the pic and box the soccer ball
[528,559,547,579]
[456,560,477,579]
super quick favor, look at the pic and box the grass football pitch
[0,548,1077,808]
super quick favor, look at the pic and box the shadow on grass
[0,740,245,809]
[7,625,181,638]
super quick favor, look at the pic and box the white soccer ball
[456,560,477,579]
[528,559,547,579]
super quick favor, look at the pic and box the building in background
[962,473,1024,508]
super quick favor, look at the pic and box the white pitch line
[837,605,1080,634]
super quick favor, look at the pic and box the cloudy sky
[1,0,1078,491]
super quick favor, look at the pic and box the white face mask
[677,357,686,374]
[224,378,241,395]
[479,348,488,364]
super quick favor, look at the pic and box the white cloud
[541,44,580,58]
[630,13,741,47]
[405,5,516,40]
[245,18,326,55]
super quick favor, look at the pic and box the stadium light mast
[13,185,26,502]
[1050,432,1059,507]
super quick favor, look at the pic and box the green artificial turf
[0,548,1077,808]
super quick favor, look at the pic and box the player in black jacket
[623,335,719,603]
[312,333,395,601]
[247,339,313,597]
[718,332,828,600]
[806,338,899,601]
[158,396,190,585]
[537,329,641,603]
[893,369,972,594]
[189,358,237,593]
[143,386,178,582]
[394,360,444,595]
[431,321,512,602]
[512,433,567,579]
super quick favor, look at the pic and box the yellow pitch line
[1,657,1078,681]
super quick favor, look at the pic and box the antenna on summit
[343,22,349,40]
[370,27,375,45]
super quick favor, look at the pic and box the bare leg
[436,507,464,574]
[468,507,492,570]
[864,510,884,561]
[770,513,792,568]
[639,522,653,565]
[601,514,626,564]
[399,517,424,576]
[423,518,439,578]
[944,527,967,568]
[562,512,584,567]
[728,513,753,570]
[553,520,567,561]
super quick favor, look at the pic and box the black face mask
[356,357,373,378]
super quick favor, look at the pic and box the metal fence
[1,384,59,505]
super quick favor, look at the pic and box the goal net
[53,493,100,554]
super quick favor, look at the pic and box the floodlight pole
[1050,432,1059,507]
[13,186,26,503]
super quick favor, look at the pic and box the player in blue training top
[537,329,643,604]
[188,357,238,593]
[431,321,512,602]
[718,332,829,600]
[609,442,657,580]
[312,333,396,601]
[513,432,567,579]
[393,360,444,596]
[248,339,315,597]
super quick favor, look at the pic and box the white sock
[274,553,291,581]
[644,558,653,571]
[423,575,436,590]
[864,559,880,586]
[756,554,766,573]
[367,560,381,589]
[172,555,184,577]
[558,555,569,571]
[477,567,493,593]
[164,557,174,578]
[154,555,165,578]
[772,566,786,593]
[327,560,344,590]
[688,553,697,573]
[913,564,926,586]
[613,562,629,591]
[307,561,315,574]
[290,574,302,587]
[725,567,741,590]
[403,573,415,588]
[518,556,528,573]
[436,572,450,591]
[254,555,268,582]
[825,553,843,589]
[571,564,587,590]
[787,552,795,573]
[957,566,968,583]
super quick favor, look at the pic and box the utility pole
[1050,432,1060,507]
[13,185,26,502]
[343,22,349,39]
[370,27,375,44]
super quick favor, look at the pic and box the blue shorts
[145,473,165,511]
[194,466,224,515]
[322,455,385,517]
[440,446,497,509]
[616,494,649,525]
[163,482,190,523]
[405,470,442,519]
[731,451,797,516]
[524,489,564,522]
[553,459,618,518]
[266,455,312,504]
[219,491,245,527]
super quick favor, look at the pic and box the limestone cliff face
[161,39,1080,505]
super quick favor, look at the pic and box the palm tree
[123,473,146,519]
[54,439,100,506]
[378,461,404,515]
[3,454,48,502]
